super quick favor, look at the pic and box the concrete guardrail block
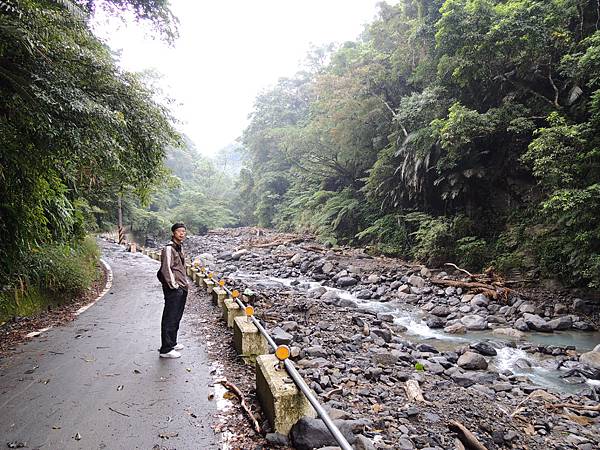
[256,354,316,435]
[223,298,244,328]
[233,316,268,363]
[205,279,215,294]
[212,287,227,307]
[196,273,206,288]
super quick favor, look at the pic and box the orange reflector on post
[244,305,254,316]
[218,279,225,287]
[231,290,240,298]
[201,267,206,273]
[275,345,290,361]
[208,272,213,279]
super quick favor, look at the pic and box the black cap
[171,223,186,232]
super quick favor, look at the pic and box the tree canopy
[236,0,600,287]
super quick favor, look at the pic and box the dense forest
[0,0,179,319]
[235,0,600,289]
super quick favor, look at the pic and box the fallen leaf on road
[186,368,192,372]
[74,432,82,440]
[7,442,27,448]
[52,425,61,430]
[116,385,124,391]
[223,392,235,400]
[24,365,39,374]
[133,369,141,374]
[158,432,178,439]
[207,393,214,401]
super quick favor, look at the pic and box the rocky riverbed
[178,227,600,449]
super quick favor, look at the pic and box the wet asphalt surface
[0,241,219,450]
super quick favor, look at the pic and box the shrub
[456,236,489,271]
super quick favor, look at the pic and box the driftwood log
[448,420,489,450]
[404,380,427,403]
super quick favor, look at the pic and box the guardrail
[194,264,353,450]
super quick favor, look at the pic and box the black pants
[160,287,187,354]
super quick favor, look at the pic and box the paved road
[0,241,219,450]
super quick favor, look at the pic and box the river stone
[469,342,497,356]
[321,290,339,302]
[492,328,524,340]
[457,351,488,370]
[460,314,488,330]
[290,253,303,264]
[547,315,573,330]
[470,294,489,307]
[420,266,432,278]
[408,275,425,288]
[514,318,529,331]
[354,435,376,450]
[371,328,392,343]
[231,249,249,260]
[337,276,358,287]
[444,323,466,334]
[271,326,293,345]
[372,351,399,367]
[594,344,600,352]
[580,351,600,371]
[321,262,334,274]
[398,284,411,294]
[417,343,439,354]
[522,313,553,333]
[430,305,451,317]
[426,316,445,329]
[308,286,327,299]
[356,289,372,299]
[306,345,328,358]
[518,303,536,314]
[573,320,595,331]
[290,417,357,450]
[367,274,380,284]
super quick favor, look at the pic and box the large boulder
[460,314,488,330]
[231,249,249,260]
[580,351,600,371]
[444,323,466,334]
[522,313,553,333]
[470,294,489,308]
[469,341,497,356]
[547,315,573,331]
[457,351,488,370]
[271,326,293,345]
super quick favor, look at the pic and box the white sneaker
[174,344,184,351]
[159,350,181,358]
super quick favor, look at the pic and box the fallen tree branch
[429,278,515,300]
[108,406,130,417]
[217,379,262,434]
[250,237,305,249]
[448,420,489,450]
[546,402,600,412]
[323,386,343,400]
[444,263,474,279]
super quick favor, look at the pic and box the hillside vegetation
[235,0,600,288]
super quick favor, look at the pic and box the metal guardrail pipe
[196,266,353,450]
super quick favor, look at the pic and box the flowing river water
[229,271,600,394]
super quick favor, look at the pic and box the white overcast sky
[94,1,396,155]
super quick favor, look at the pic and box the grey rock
[337,277,358,287]
[420,267,432,278]
[371,328,392,343]
[460,314,488,330]
[356,289,372,299]
[397,284,411,294]
[470,294,489,307]
[290,253,303,264]
[376,312,395,323]
[580,351,600,371]
[266,433,289,446]
[366,274,380,284]
[547,315,572,330]
[523,313,553,333]
[231,249,249,260]
[469,342,497,356]
[271,326,293,345]
[429,305,451,317]
[408,274,425,288]
[306,345,328,358]
[518,303,536,314]
[492,328,525,339]
[308,286,327,299]
[444,323,466,334]
[397,437,415,450]
[457,351,488,370]
[321,290,339,302]
[426,316,445,329]
[321,262,335,274]
[514,318,529,331]
[372,352,399,367]
[290,417,358,450]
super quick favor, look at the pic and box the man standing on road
[157,223,189,358]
